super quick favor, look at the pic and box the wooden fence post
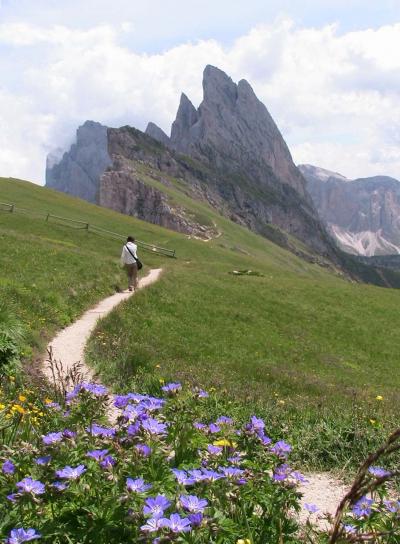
[45,213,50,222]
[10,204,14,213]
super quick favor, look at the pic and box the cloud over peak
[1,18,400,183]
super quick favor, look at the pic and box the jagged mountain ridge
[46,65,338,262]
[300,164,400,256]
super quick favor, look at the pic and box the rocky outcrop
[170,66,308,198]
[46,66,338,259]
[145,122,170,146]
[46,121,112,203]
[166,65,334,256]
[300,164,400,256]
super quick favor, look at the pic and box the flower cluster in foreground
[0,381,398,543]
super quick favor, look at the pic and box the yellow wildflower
[44,398,53,404]
[237,540,251,544]
[155,364,161,369]
[18,394,27,402]
[370,419,376,425]
[278,400,285,405]
[11,404,25,415]
[0,403,5,411]
[213,438,237,448]
[9,376,15,382]
[159,378,165,384]
[376,395,383,401]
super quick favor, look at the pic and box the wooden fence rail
[0,201,176,258]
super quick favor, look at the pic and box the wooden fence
[0,201,176,258]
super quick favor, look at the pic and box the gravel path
[41,265,346,522]
[42,268,163,385]
[299,472,348,529]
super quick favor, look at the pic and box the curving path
[41,265,346,522]
[42,268,163,385]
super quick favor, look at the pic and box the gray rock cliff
[145,122,170,146]
[46,121,112,203]
[300,164,400,255]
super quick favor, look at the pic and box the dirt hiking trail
[43,268,162,386]
[41,265,346,524]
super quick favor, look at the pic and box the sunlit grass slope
[1,176,400,413]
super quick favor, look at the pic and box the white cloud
[1,19,400,183]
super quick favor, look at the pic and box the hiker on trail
[121,236,140,292]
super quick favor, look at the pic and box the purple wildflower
[52,481,68,491]
[228,454,243,465]
[291,471,308,484]
[126,477,152,493]
[135,444,152,457]
[172,469,195,486]
[220,467,245,481]
[35,456,51,466]
[246,415,265,434]
[352,496,374,517]
[273,464,290,482]
[86,424,116,437]
[180,494,208,513]
[384,500,400,513]
[42,432,63,445]
[123,404,146,421]
[6,528,41,543]
[161,382,182,394]
[259,434,272,446]
[194,422,207,431]
[86,449,109,461]
[368,466,392,478]
[207,445,223,455]
[141,418,168,436]
[141,396,165,412]
[100,455,116,470]
[160,513,191,533]
[344,524,356,534]
[55,465,86,480]
[127,421,141,436]
[62,429,77,439]
[113,394,133,409]
[2,460,15,474]
[140,517,164,533]
[81,383,108,396]
[216,416,233,425]
[143,495,171,518]
[7,493,18,502]
[304,503,319,513]
[188,513,203,527]
[16,478,45,495]
[188,469,206,483]
[201,469,223,482]
[271,440,292,457]
[195,389,209,398]
[208,423,221,434]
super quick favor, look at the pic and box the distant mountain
[299,164,400,256]
[47,66,337,262]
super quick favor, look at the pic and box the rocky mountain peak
[202,64,238,105]
[145,122,170,146]
[170,93,199,153]
[169,65,308,199]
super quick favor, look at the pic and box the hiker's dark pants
[125,263,138,289]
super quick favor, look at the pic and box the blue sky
[1,0,400,182]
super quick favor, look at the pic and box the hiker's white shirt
[121,242,138,265]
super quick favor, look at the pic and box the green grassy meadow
[1,175,400,469]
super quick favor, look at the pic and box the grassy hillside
[1,176,399,468]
